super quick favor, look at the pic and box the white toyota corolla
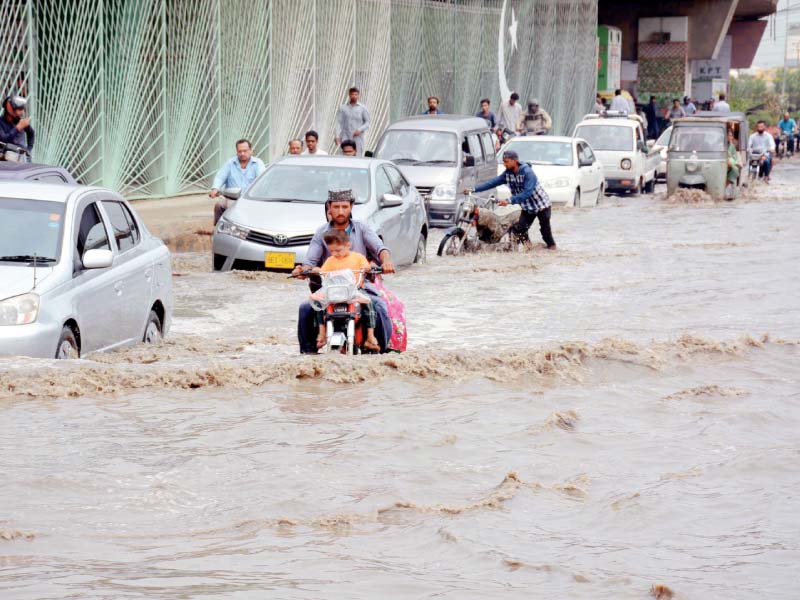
[495,136,606,207]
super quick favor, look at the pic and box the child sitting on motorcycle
[310,228,380,351]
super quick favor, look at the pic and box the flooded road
[2,164,800,599]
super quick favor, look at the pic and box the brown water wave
[1,333,791,400]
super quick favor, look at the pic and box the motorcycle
[0,141,31,163]
[497,127,517,146]
[437,191,521,256]
[291,266,385,355]
[748,150,767,182]
[777,133,788,159]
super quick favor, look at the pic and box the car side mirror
[579,158,593,167]
[82,249,113,270]
[638,141,648,153]
[464,155,475,167]
[379,193,403,208]
[221,187,240,200]
[364,150,374,158]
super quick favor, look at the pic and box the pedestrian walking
[302,130,328,155]
[476,98,497,129]
[288,139,303,155]
[335,87,370,156]
[421,96,442,115]
[668,99,686,121]
[609,89,629,113]
[683,96,697,115]
[644,96,660,139]
[209,139,265,224]
[713,94,730,113]
[497,92,523,134]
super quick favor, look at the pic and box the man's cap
[530,98,540,106]
[327,189,354,203]
[502,150,519,161]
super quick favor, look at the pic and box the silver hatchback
[212,156,429,271]
[0,182,173,359]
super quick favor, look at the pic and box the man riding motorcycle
[292,189,395,354]
[748,120,775,183]
[0,95,34,154]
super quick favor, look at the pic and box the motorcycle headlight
[431,183,456,200]
[216,218,249,240]
[327,285,350,304]
[620,158,632,170]
[544,177,571,189]
[0,293,40,326]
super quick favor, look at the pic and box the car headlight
[0,293,40,326]
[544,177,571,188]
[431,183,456,200]
[620,159,632,170]
[216,218,249,240]
[686,160,699,173]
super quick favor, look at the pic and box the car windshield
[248,165,370,203]
[574,125,633,151]
[0,199,65,264]
[498,141,573,166]
[656,127,672,147]
[668,126,726,152]
[374,130,458,165]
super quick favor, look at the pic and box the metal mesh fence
[2,0,598,198]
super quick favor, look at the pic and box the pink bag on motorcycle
[372,277,407,352]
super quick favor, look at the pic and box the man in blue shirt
[473,150,556,249]
[210,139,266,224]
[291,190,395,354]
[421,96,442,115]
[476,98,497,130]
[777,112,796,155]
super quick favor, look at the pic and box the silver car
[212,156,428,271]
[0,182,173,359]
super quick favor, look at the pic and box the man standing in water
[472,150,556,250]
[291,190,395,353]
[335,87,370,156]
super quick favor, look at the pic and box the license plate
[264,251,295,269]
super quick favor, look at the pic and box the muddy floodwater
[2,165,800,599]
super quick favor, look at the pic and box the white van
[573,112,659,194]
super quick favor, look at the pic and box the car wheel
[598,184,604,204]
[413,232,427,264]
[644,177,656,193]
[573,189,581,208]
[55,326,79,359]
[143,310,163,344]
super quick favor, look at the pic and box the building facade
[2,0,598,198]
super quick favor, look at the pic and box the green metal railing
[2,0,598,198]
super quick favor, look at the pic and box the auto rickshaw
[666,112,748,201]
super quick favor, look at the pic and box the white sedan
[0,182,173,358]
[495,136,605,207]
[654,126,672,181]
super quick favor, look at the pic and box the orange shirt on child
[320,251,370,281]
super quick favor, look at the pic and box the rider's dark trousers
[298,284,390,353]
[513,207,556,248]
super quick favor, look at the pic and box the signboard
[597,25,621,92]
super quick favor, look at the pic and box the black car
[0,161,76,184]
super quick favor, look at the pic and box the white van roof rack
[581,112,644,125]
